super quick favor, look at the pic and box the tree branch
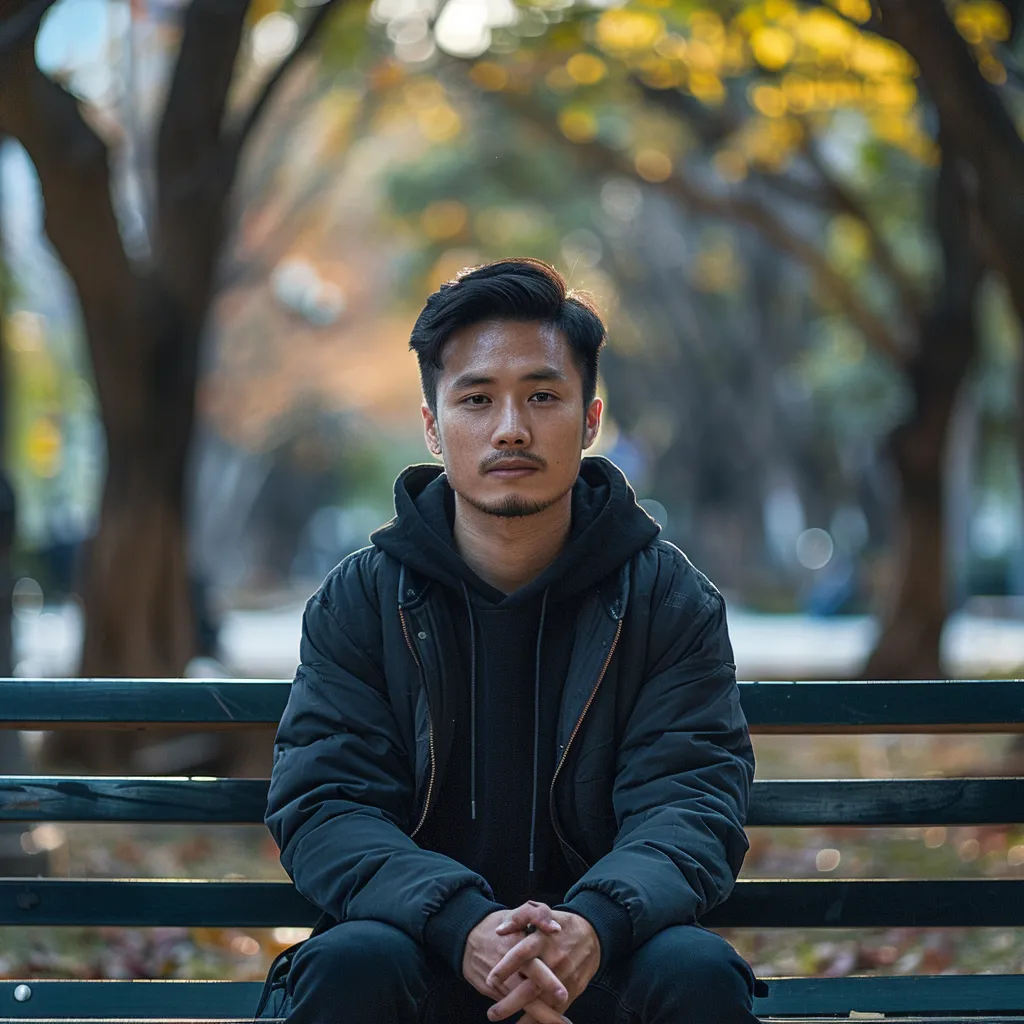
[497,90,906,365]
[637,77,923,324]
[0,43,142,430]
[0,0,59,58]
[800,131,925,322]
[873,0,1024,321]
[155,0,249,322]
[226,0,343,169]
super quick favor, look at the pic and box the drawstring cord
[461,581,478,821]
[528,587,549,874]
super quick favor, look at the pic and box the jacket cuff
[556,890,632,973]
[423,886,505,977]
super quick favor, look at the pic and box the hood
[371,456,660,605]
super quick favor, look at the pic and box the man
[261,258,761,1023]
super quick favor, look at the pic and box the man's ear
[422,402,442,457]
[582,397,603,450]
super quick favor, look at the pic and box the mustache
[481,450,546,471]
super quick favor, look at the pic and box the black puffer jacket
[266,458,754,970]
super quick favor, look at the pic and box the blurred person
[260,259,761,1024]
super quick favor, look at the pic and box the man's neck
[452,491,572,595]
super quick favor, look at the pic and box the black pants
[274,919,761,1024]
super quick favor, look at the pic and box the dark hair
[409,257,606,413]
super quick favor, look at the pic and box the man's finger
[495,902,560,936]
[518,956,568,1005]
[520,1000,568,1024]
[486,935,545,990]
[487,976,540,1021]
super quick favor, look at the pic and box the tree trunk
[863,148,983,679]
[79,475,193,678]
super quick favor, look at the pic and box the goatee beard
[463,493,555,518]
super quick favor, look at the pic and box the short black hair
[409,257,606,413]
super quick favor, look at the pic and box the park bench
[0,677,1022,1023]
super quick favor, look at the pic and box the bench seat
[0,678,1021,1021]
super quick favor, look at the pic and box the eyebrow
[450,366,568,390]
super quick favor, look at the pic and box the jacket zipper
[399,606,436,839]
[548,617,623,868]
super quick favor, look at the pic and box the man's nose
[493,401,529,447]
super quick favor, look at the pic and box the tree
[372,0,1021,675]
[0,0,344,685]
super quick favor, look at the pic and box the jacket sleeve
[265,556,503,961]
[560,565,753,962]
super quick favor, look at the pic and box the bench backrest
[0,678,1022,1020]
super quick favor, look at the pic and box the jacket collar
[398,559,630,621]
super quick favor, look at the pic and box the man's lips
[485,461,541,477]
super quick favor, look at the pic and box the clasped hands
[462,900,601,1024]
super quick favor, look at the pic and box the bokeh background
[1,0,1024,993]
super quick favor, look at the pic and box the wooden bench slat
[705,877,1024,928]
[4,975,1024,1017]
[746,777,1024,826]
[1,679,1023,732]
[4,776,1024,827]
[2,878,1023,928]
[0,777,269,824]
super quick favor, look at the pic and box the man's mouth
[485,459,542,477]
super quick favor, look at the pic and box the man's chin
[464,490,554,518]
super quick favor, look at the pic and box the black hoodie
[266,455,753,983]
[371,456,660,966]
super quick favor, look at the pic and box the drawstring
[528,587,549,874]
[461,581,478,821]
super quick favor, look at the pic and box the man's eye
[531,392,556,402]
[464,394,490,405]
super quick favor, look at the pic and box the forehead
[439,320,574,380]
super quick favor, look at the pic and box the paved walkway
[13,602,1024,680]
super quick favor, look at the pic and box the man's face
[422,320,602,518]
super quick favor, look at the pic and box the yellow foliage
[828,214,871,268]
[794,9,856,60]
[781,72,816,113]
[470,61,509,91]
[634,148,673,182]
[739,116,802,170]
[685,38,720,72]
[595,9,666,55]
[750,26,795,70]
[750,83,788,117]
[764,0,798,20]
[979,53,1008,84]
[417,104,462,142]
[689,70,726,105]
[404,78,447,109]
[867,76,917,110]
[954,0,1011,43]
[566,53,608,85]
[246,0,281,25]
[850,36,917,78]
[829,0,872,23]
[689,10,725,46]
[558,106,599,142]
[653,33,689,61]
[546,66,577,92]
[638,57,685,89]
[721,31,750,74]
[26,416,61,478]
[421,200,469,241]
